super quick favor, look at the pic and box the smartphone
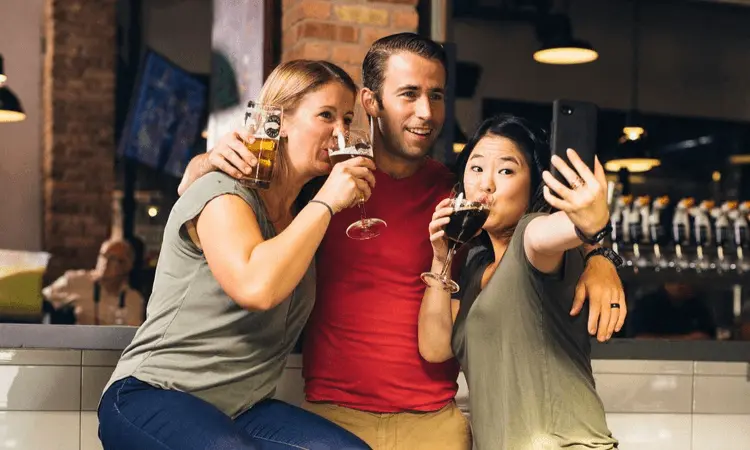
[550,99,598,187]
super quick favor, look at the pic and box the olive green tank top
[452,213,617,449]
[104,172,315,418]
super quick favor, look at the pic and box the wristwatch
[575,222,612,245]
[584,246,624,269]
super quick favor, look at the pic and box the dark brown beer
[444,206,489,245]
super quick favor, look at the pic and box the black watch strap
[575,222,612,245]
[584,247,624,269]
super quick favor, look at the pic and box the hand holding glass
[421,190,492,293]
[239,101,283,189]
[328,129,387,240]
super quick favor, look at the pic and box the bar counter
[2,323,750,360]
[1,324,749,450]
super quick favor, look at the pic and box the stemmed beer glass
[327,129,387,240]
[421,188,492,293]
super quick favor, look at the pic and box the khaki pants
[302,400,472,450]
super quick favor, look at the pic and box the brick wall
[281,0,419,125]
[42,0,117,279]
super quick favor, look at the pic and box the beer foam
[453,205,487,213]
[329,145,373,158]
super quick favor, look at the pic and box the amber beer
[241,101,283,189]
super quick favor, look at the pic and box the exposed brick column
[42,0,117,279]
[281,0,419,124]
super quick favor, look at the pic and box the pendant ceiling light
[604,138,661,173]
[621,0,646,142]
[0,55,7,84]
[605,0,659,173]
[533,13,598,65]
[0,54,26,123]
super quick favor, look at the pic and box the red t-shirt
[303,158,460,413]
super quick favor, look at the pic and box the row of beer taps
[608,187,750,273]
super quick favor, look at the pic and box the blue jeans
[98,377,371,450]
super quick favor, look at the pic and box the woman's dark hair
[453,114,552,215]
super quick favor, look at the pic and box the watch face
[605,249,624,268]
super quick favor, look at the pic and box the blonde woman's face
[283,81,355,177]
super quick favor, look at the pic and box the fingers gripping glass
[240,101,283,189]
[421,190,492,294]
[328,129,387,240]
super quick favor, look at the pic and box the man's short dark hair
[362,32,447,103]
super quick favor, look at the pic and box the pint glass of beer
[240,101,283,189]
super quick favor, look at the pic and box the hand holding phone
[550,99,598,187]
[544,99,610,237]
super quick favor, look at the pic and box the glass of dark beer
[421,190,491,293]
[239,101,283,189]
[328,129,387,240]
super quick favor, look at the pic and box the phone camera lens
[561,106,574,116]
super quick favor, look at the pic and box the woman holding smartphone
[418,114,618,449]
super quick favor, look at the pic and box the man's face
[374,52,446,161]
[95,241,132,280]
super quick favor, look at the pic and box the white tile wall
[82,351,121,367]
[692,414,750,450]
[693,362,749,376]
[456,372,469,415]
[81,367,115,411]
[0,349,80,366]
[1,350,750,450]
[595,373,693,413]
[606,413,692,450]
[693,375,750,414]
[0,365,81,411]
[0,411,80,450]
[593,360,693,375]
[81,411,103,450]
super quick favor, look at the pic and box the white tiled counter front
[1,324,749,450]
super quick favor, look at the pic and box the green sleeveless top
[104,172,315,418]
[452,213,617,449]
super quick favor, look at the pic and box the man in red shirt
[179,33,626,449]
[301,34,625,449]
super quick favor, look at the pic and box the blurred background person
[42,238,144,326]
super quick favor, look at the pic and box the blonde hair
[255,60,358,183]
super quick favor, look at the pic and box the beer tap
[672,197,694,271]
[735,201,750,272]
[649,196,670,270]
[714,201,735,272]
[610,195,632,264]
[693,200,715,271]
[630,196,651,268]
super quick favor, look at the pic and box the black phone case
[550,99,598,186]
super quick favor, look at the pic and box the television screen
[118,50,207,177]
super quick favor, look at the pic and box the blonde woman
[98,60,373,450]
